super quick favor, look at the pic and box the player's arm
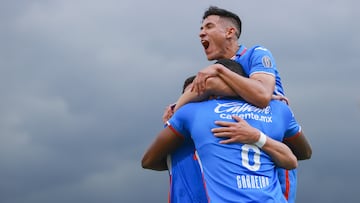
[213,115,297,170]
[213,111,312,161]
[212,64,275,108]
[261,133,298,170]
[141,127,183,171]
[173,76,237,111]
[283,130,312,160]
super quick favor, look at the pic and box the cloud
[0,0,359,202]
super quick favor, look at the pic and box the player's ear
[226,27,236,39]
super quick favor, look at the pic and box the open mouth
[201,40,209,50]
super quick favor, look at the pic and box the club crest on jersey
[262,56,272,68]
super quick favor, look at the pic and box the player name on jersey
[236,174,270,189]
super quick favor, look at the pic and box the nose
[199,29,205,38]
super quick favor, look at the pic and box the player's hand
[271,94,290,105]
[212,115,259,144]
[162,103,175,124]
[191,64,220,95]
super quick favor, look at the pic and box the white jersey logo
[261,56,273,68]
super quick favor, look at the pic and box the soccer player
[142,85,300,202]
[163,59,246,203]
[167,6,312,202]
[156,59,311,202]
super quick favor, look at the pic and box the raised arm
[192,63,274,108]
[173,75,237,112]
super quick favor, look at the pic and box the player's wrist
[254,131,267,148]
[214,63,225,75]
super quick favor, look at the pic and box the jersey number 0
[241,144,261,171]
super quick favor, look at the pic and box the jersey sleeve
[283,107,301,139]
[167,105,192,139]
[248,46,277,77]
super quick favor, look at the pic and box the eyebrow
[200,22,213,30]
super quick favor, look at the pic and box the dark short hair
[202,6,242,38]
[215,59,244,76]
[182,59,244,93]
[182,75,196,93]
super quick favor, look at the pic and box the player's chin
[205,51,216,61]
[206,54,220,61]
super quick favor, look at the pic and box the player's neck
[225,43,239,59]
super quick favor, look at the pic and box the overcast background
[0,0,359,202]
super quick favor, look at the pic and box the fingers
[271,94,290,105]
[162,105,174,123]
[212,129,231,137]
[215,116,244,126]
[219,138,237,144]
[231,115,244,122]
[213,130,234,144]
[191,74,206,95]
[281,96,290,105]
[214,120,234,127]
[190,77,200,95]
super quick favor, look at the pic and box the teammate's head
[200,6,242,60]
[182,75,196,93]
[215,59,245,77]
[182,59,244,93]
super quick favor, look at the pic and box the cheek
[211,32,226,47]
[210,38,226,53]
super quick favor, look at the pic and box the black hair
[215,59,244,76]
[182,75,196,93]
[202,6,242,38]
[182,59,244,93]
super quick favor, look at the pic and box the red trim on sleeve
[193,150,198,160]
[167,125,184,139]
[201,172,211,203]
[283,131,301,142]
[168,174,172,203]
[284,170,290,200]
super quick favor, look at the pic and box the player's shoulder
[178,100,211,114]
[247,45,274,60]
[270,100,292,113]
[249,45,271,52]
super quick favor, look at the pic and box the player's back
[179,98,291,202]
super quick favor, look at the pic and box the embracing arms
[173,63,275,111]
[213,115,312,161]
[192,63,275,108]
[213,115,298,169]
[143,117,298,171]
[141,128,183,171]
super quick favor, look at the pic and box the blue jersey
[168,99,300,203]
[167,138,208,203]
[233,45,285,96]
[234,45,297,202]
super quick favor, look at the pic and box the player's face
[199,15,228,61]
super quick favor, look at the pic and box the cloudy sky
[0,0,359,202]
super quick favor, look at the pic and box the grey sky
[0,0,359,202]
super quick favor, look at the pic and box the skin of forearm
[142,128,184,171]
[173,89,210,111]
[262,137,298,170]
[141,157,168,171]
[174,77,236,112]
[205,77,237,96]
[216,65,273,108]
[283,131,312,160]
